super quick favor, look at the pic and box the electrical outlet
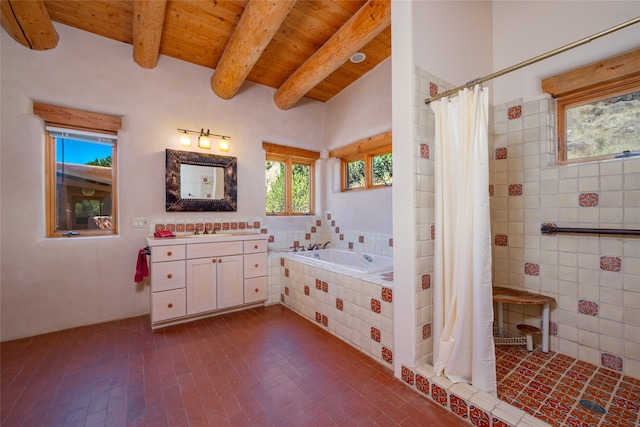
[132,217,150,228]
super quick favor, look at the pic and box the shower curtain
[430,85,496,396]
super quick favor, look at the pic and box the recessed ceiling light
[350,52,366,64]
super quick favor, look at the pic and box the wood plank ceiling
[1,0,391,110]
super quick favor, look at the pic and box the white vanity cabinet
[147,234,268,329]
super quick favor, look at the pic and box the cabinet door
[217,255,244,309]
[186,258,217,315]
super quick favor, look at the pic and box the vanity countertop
[146,232,267,247]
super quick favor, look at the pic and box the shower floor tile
[496,345,640,426]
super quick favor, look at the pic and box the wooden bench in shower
[492,287,556,353]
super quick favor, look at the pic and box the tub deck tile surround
[0,305,466,427]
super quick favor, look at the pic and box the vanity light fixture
[177,128,231,151]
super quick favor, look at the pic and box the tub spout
[323,241,331,249]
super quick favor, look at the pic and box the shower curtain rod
[424,16,640,105]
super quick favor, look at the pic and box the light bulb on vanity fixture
[176,128,231,151]
[198,129,211,149]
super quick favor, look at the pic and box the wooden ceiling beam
[0,0,58,50]
[132,0,167,69]
[211,0,296,100]
[273,0,390,110]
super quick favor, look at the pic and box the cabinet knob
[167,273,172,279]
[254,244,258,249]
[167,251,172,256]
[254,288,259,293]
[218,258,222,263]
[167,303,173,308]
[254,263,259,268]
[212,259,217,263]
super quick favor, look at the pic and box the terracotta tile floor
[1,305,465,427]
[496,344,640,426]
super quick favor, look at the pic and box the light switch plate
[132,217,150,228]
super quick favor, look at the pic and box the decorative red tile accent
[284,268,289,278]
[239,221,246,229]
[335,227,340,233]
[205,222,213,232]
[348,242,353,249]
[336,298,343,311]
[155,223,165,232]
[268,235,274,243]
[381,272,393,281]
[280,258,285,267]
[305,233,311,240]
[370,299,381,314]
[578,299,599,316]
[311,226,316,233]
[549,321,558,336]
[260,228,267,234]
[430,225,435,240]
[449,393,468,419]
[214,222,221,231]
[381,287,393,302]
[222,222,230,231]
[423,323,432,340]
[489,185,494,196]
[382,347,393,364]
[508,105,522,120]
[316,220,321,226]
[524,262,540,276]
[579,192,599,207]
[469,405,490,427]
[166,223,176,232]
[293,241,300,248]
[231,222,238,230]
[315,278,322,290]
[371,327,381,342]
[431,384,448,406]
[187,223,196,232]
[315,312,321,323]
[359,236,364,243]
[321,315,328,327]
[600,256,622,272]
[416,374,430,394]
[253,221,261,228]
[429,82,439,97]
[495,147,508,160]
[494,234,508,246]
[284,287,289,296]
[508,184,523,196]
[195,223,204,232]
[422,274,431,290]
[401,366,415,385]
[340,234,344,241]
[331,220,336,226]
[321,281,328,293]
[420,143,430,159]
[389,238,393,247]
[602,353,624,372]
[304,285,309,296]
[176,223,186,232]
[280,294,284,302]
[247,221,253,229]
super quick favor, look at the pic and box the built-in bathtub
[291,248,393,274]
[270,249,395,368]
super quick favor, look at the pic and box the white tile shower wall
[278,255,395,368]
[490,98,640,378]
[414,68,454,367]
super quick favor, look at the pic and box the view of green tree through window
[346,160,365,189]
[372,153,393,185]
[264,142,319,216]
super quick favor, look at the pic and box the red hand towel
[134,249,149,283]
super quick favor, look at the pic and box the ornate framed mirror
[166,149,237,211]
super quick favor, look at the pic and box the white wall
[0,23,325,341]
[492,1,640,104]
[323,58,392,234]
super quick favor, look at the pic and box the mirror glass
[179,164,225,199]
[166,149,237,211]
